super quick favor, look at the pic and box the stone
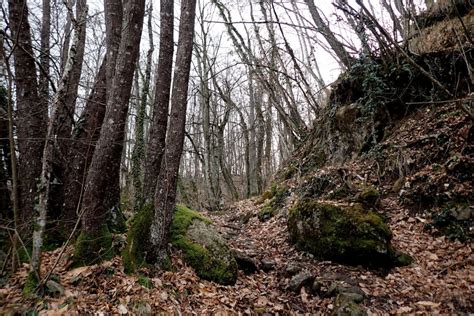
[288,200,407,268]
[327,281,366,300]
[46,280,65,297]
[233,250,258,274]
[288,271,314,292]
[284,263,302,276]
[132,301,152,315]
[261,258,277,272]
[331,297,367,316]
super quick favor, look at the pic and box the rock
[327,281,366,300]
[311,279,324,295]
[132,301,152,315]
[46,280,65,297]
[172,205,238,285]
[338,292,364,304]
[288,200,406,268]
[331,294,367,316]
[233,250,258,274]
[284,263,302,276]
[117,304,128,315]
[356,186,380,208]
[261,258,277,272]
[288,271,314,292]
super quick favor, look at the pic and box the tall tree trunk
[39,0,51,110]
[143,0,174,203]
[61,58,107,234]
[132,2,154,210]
[62,0,123,234]
[8,0,47,231]
[33,4,88,279]
[75,0,145,265]
[50,0,88,226]
[150,0,197,266]
[0,87,10,214]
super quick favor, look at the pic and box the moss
[122,203,154,274]
[258,205,276,222]
[257,184,288,222]
[23,272,39,296]
[357,186,380,208]
[137,275,153,289]
[73,224,114,267]
[171,205,237,285]
[288,200,396,268]
[327,186,350,200]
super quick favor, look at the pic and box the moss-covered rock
[257,184,289,222]
[123,204,238,284]
[288,200,403,268]
[356,186,380,208]
[73,225,114,267]
[122,204,154,274]
[171,205,238,285]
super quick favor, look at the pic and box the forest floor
[0,196,472,314]
[1,103,473,314]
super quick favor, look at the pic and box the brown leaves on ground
[1,196,471,314]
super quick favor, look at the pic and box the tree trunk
[143,0,174,203]
[8,0,47,230]
[33,4,87,278]
[50,0,88,225]
[75,0,145,265]
[149,0,197,266]
[62,0,123,234]
[132,3,154,210]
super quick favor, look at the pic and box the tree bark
[8,0,48,230]
[143,0,174,203]
[62,0,123,234]
[150,0,197,266]
[132,2,154,210]
[76,0,144,263]
[33,4,87,278]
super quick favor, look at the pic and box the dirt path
[0,197,472,314]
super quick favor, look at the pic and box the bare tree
[143,0,174,203]
[132,2,154,210]
[149,0,197,266]
[62,0,123,234]
[75,0,145,265]
[8,0,48,232]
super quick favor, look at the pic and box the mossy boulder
[73,225,114,267]
[171,205,238,285]
[288,200,405,268]
[123,204,238,284]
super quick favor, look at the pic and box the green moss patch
[288,200,405,268]
[122,204,154,274]
[171,205,237,285]
[23,272,39,296]
[257,184,289,222]
[73,225,114,267]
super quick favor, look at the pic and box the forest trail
[1,101,474,314]
[1,193,472,314]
